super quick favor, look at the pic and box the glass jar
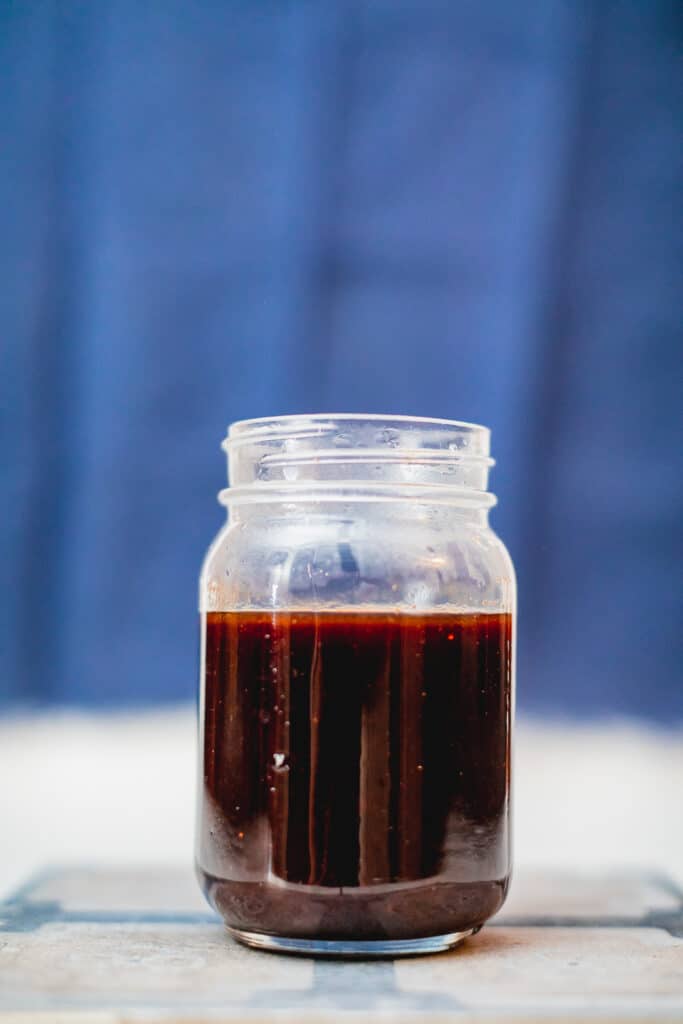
[196,414,515,957]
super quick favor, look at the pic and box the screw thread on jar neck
[220,414,496,513]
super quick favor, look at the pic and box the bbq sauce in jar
[196,415,515,956]
[197,609,511,943]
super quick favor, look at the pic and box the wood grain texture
[0,867,681,1022]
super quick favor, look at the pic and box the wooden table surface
[0,866,681,1022]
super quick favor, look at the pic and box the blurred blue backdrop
[1,1,681,717]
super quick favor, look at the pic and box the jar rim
[220,414,495,509]
[227,412,489,444]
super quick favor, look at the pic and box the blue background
[2,1,681,717]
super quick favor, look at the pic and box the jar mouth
[221,413,495,506]
[227,412,490,447]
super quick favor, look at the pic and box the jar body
[196,416,515,955]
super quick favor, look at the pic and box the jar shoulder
[200,517,515,613]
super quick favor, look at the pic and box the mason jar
[196,414,515,957]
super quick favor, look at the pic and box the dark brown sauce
[197,610,512,940]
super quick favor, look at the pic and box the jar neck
[225,498,491,528]
[220,414,496,516]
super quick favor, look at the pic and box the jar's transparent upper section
[222,414,495,505]
[201,415,515,614]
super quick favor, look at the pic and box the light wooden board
[0,866,681,1022]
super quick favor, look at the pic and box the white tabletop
[1,709,681,897]
[1,710,682,1020]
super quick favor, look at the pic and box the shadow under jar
[196,414,516,957]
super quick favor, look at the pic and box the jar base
[227,925,481,958]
